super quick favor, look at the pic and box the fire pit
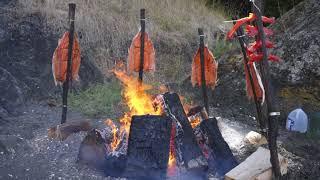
[77,70,237,179]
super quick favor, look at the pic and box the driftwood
[48,120,91,141]
[200,118,238,176]
[225,147,288,180]
[162,92,208,171]
[124,115,172,179]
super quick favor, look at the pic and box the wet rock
[271,0,320,85]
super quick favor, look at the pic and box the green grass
[69,81,122,117]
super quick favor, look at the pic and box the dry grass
[18,0,230,83]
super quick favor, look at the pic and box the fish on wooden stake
[244,62,265,104]
[127,31,155,73]
[226,13,279,64]
[52,32,81,86]
[191,46,218,89]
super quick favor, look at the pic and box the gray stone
[270,0,320,85]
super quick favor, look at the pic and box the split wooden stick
[198,28,209,114]
[61,3,76,124]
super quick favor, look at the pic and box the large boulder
[271,0,320,85]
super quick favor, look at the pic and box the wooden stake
[138,9,145,83]
[61,3,76,124]
[251,1,281,178]
[232,16,266,134]
[198,28,209,114]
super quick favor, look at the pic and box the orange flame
[189,116,201,129]
[104,119,120,151]
[105,67,162,152]
[167,122,177,176]
[104,62,198,176]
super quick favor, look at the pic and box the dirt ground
[1,101,319,179]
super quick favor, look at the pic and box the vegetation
[18,0,230,83]
[205,0,304,17]
[69,82,122,117]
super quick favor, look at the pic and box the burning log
[78,129,127,177]
[162,93,208,172]
[200,118,238,176]
[124,115,172,179]
[187,106,209,120]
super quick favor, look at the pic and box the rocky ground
[1,100,319,179]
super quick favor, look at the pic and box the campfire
[77,66,237,179]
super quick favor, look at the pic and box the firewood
[124,115,172,179]
[77,129,107,170]
[200,118,238,176]
[225,147,288,180]
[48,120,92,141]
[162,93,208,171]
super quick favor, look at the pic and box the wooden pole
[198,28,209,114]
[232,17,266,134]
[251,1,281,178]
[61,3,76,124]
[138,9,145,83]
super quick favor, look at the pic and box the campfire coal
[77,91,237,179]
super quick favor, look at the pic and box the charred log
[77,129,107,170]
[103,154,127,177]
[124,115,172,179]
[162,93,208,171]
[78,129,127,177]
[200,118,238,176]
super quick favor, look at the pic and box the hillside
[18,0,230,83]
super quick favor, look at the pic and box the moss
[279,86,320,108]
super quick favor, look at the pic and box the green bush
[69,82,122,117]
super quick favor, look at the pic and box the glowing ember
[104,119,120,151]
[167,122,177,176]
[189,116,201,129]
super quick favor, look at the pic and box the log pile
[77,92,238,179]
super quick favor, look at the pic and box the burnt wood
[162,92,208,171]
[78,129,126,177]
[78,129,107,170]
[124,115,172,179]
[200,118,238,176]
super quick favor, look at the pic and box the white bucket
[286,108,308,133]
